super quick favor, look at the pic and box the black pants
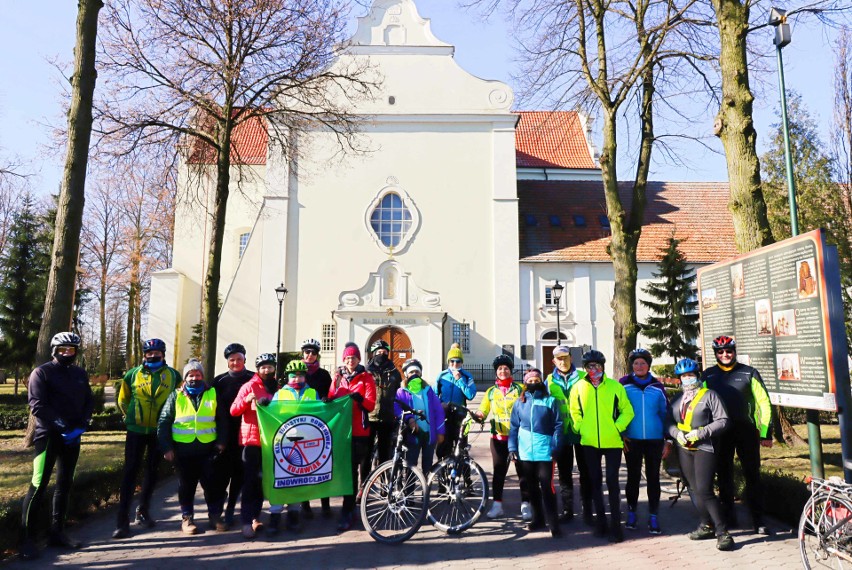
[213,443,244,518]
[583,446,622,521]
[117,431,161,526]
[343,436,371,515]
[519,460,558,528]
[436,411,462,461]
[240,445,264,525]
[368,421,395,467]
[679,448,727,535]
[176,451,221,518]
[490,438,529,502]
[554,442,591,512]
[21,433,80,541]
[716,421,764,523]
[624,439,664,514]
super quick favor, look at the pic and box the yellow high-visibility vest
[677,388,708,433]
[172,389,217,444]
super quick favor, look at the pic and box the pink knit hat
[343,342,361,360]
[523,368,543,383]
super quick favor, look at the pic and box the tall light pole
[769,7,823,478]
[275,283,288,381]
[552,281,564,343]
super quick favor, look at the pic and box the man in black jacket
[210,342,254,529]
[19,332,93,561]
[366,340,402,466]
[300,338,333,518]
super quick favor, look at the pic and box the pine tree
[0,193,52,378]
[640,236,699,362]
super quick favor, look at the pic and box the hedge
[0,449,174,553]
[0,388,113,431]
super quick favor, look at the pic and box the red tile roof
[187,114,268,165]
[192,110,596,170]
[518,180,737,263]
[514,111,598,170]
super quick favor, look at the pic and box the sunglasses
[715,349,735,355]
[449,359,462,364]
[584,363,603,370]
[303,349,318,355]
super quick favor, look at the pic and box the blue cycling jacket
[435,368,476,406]
[619,374,668,441]
[508,390,563,462]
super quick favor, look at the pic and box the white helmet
[301,338,321,352]
[51,332,81,349]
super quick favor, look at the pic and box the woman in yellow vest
[157,359,227,535]
[666,359,733,552]
[473,354,529,520]
[263,360,319,535]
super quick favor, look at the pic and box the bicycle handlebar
[394,398,427,422]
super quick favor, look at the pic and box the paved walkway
[6,419,803,569]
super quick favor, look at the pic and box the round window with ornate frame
[365,179,420,254]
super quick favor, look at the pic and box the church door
[367,326,412,373]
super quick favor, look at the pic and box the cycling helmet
[581,350,606,366]
[223,343,246,359]
[402,358,422,377]
[674,358,700,376]
[285,360,308,374]
[301,338,321,352]
[712,335,736,351]
[51,332,81,349]
[492,354,514,371]
[142,338,167,354]
[255,353,276,368]
[370,339,390,354]
[628,348,653,366]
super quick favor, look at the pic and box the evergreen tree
[0,193,52,377]
[640,236,699,361]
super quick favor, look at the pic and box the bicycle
[426,404,489,534]
[799,476,852,569]
[360,399,429,544]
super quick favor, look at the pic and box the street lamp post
[552,281,564,343]
[769,7,824,478]
[275,283,288,381]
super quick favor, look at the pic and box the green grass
[0,430,127,506]
[0,382,26,397]
[761,424,843,480]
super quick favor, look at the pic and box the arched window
[541,330,568,341]
[369,192,413,249]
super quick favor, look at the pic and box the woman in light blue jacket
[509,368,563,538]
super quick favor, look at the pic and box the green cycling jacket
[569,374,635,449]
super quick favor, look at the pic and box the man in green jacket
[569,350,634,543]
[545,345,590,524]
[112,338,180,539]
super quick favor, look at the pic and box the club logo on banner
[272,415,333,487]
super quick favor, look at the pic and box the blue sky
[0,0,841,194]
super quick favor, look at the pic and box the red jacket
[229,373,274,447]
[329,366,377,438]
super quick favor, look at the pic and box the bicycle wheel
[360,460,428,544]
[427,456,489,534]
[800,492,852,569]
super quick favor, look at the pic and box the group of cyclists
[19,330,773,559]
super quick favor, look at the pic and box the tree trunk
[125,280,135,370]
[600,111,639,378]
[98,276,107,376]
[36,0,103,364]
[712,0,773,252]
[201,119,233,378]
[775,405,807,446]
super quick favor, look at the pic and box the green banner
[257,398,352,504]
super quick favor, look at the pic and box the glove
[257,397,271,407]
[350,392,364,404]
[685,429,702,443]
[508,451,519,462]
[62,427,85,444]
[675,432,688,447]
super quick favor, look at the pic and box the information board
[696,230,848,411]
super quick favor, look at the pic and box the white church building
[149,0,735,376]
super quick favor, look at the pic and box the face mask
[680,375,699,389]
[145,356,164,370]
[406,376,423,393]
[588,369,603,382]
[185,381,204,396]
[55,354,76,366]
[526,383,544,394]
[374,353,388,365]
[260,372,276,385]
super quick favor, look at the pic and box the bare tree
[35,0,103,364]
[472,0,699,375]
[832,27,852,343]
[98,0,375,375]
